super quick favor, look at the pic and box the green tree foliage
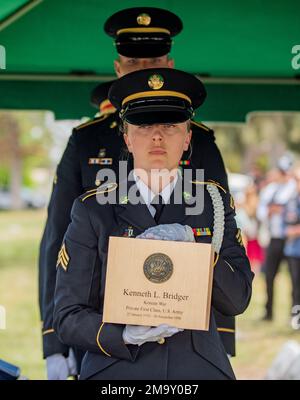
[0,111,53,208]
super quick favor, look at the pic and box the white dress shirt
[133,171,178,218]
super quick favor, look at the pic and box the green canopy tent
[0,0,299,121]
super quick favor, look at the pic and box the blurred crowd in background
[233,155,300,329]
[1,110,300,379]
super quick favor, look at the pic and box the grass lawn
[0,209,46,379]
[0,209,298,380]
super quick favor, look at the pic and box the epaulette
[99,99,117,115]
[190,179,227,194]
[75,113,110,131]
[191,120,211,132]
[81,182,118,202]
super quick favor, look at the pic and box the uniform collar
[132,169,179,206]
[115,172,191,231]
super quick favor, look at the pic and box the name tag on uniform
[88,158,113,165]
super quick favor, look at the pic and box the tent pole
[0,0,43,32]
[0,73,299,85]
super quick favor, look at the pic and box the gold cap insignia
[148,74,164,90]
[137,13,151,26]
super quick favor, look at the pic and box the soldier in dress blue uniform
[53,68,253,380]
[40,7,232,379]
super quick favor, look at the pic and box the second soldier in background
[39,7,233,380]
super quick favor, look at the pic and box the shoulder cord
[206,184,225,255]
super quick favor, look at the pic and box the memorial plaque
[103,236,214,330]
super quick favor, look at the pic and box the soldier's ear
[114,59,122,78]
[167,57,174,69]
[183,130,192,151]
[123,133,133,153]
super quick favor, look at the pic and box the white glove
[46,349,77,380]
[137,223,195,242]
[123,323,184,346]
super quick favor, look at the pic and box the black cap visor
[122,98,193,125]
[116,32,171,57]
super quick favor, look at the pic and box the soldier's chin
[148,159,168,170]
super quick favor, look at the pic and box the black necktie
[151,195,165,223]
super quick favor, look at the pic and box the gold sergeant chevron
[56,243,70,271]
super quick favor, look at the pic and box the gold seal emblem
[137,13,151,26]
[148,74,164,90]
[143,253,173,283]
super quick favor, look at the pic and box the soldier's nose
[152,129,163,142]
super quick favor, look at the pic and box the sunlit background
[1,0,300,380]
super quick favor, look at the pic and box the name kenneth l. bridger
[123,289,189,302]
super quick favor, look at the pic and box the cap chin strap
[116,27,171,35]
[122,90,191,107]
